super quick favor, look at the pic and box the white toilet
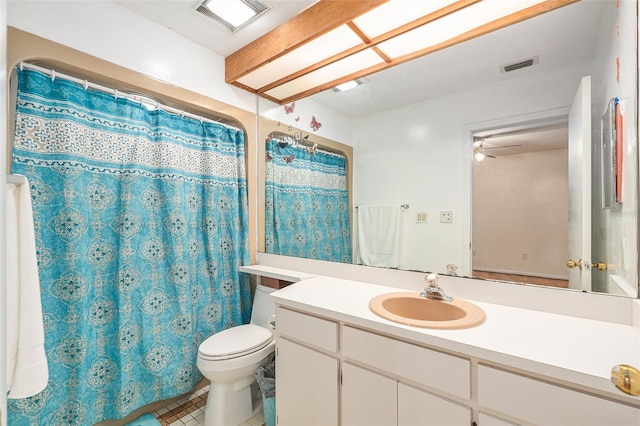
[197,284,276,426]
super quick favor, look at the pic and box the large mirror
[258,0,638,298]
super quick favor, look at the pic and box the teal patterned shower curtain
[265,138,351,263]
[8,68,251,425]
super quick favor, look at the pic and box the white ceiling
[311,0,605,118]
[477,124,570,157]
[116,0,318,57]
[117,0,606,122]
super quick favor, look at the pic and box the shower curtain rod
[268,131,345,158]
[17,62,242,131]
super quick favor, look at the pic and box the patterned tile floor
[152,385,264,426]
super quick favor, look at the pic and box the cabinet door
[342,362,397,426]
[276,338,339,426]
[398,383,472,426]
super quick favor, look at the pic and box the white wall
[352,62,591,276]
[473,149,569,278]
[7,0,256,113]
[590,0,638,296]
[258,96,354,146]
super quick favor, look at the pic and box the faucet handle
[425,273,439,287]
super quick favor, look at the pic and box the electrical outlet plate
[440,211,453,223]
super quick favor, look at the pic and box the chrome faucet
[420,273,453,302]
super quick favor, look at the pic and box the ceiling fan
[473,138,523,161]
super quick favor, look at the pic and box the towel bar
[6,174,26,185]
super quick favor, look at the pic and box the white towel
[6,177,49,399]
[357,205,401,268]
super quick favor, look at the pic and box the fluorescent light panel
[238,25,363,89]
[265,49,383,100]
[230,0,565,102]
[378,0,546,58]
[353,0,458,39]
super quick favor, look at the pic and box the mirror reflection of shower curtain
[265,139,351,263]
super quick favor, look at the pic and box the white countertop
[239,265,316,282]
[270,275,640,405]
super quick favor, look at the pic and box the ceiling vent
[501,56,539,73]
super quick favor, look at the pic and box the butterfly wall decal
[284,102,295,114]
[283,155,295,163]
[310,116,322,132]
[306,143,318,155]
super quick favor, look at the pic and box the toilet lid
[199,324,273,359]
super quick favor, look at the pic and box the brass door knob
[567,259,583,269]
[611,364,640,396]
[591,262,607,271]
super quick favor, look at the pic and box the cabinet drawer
[478,365,640,426]
[342,326,470,400]
[276,307,338,353]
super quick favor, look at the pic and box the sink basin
[369,292,485,329]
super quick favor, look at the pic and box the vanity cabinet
[342,326,472,426]
[275,307,339,426]
[342,326,471,400]
[274,304,639,426]
[478,365,640,426]
[341,362,472,426]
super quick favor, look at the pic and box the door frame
[463,107,570,280]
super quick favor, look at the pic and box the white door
[342,362,397,426]
[567,76,592,291]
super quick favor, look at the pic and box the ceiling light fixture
[197,0,270,33]
[225,0,579,104]
[334,80,360,92]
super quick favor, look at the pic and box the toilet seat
[199,324,273,361]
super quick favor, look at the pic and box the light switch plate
[416,212,428,223]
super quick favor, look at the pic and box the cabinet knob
[611,364,640,396]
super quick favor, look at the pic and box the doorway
[471,117,570,288]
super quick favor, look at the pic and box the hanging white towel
[357,205,401,268]
[6,177,49,398]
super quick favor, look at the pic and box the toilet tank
[250,284,277,328]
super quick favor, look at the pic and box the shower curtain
[8,68,251,425]
[265,138,351,263]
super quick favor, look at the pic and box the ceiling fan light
[475,151,486,161]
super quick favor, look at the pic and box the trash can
[256,361,276,426]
